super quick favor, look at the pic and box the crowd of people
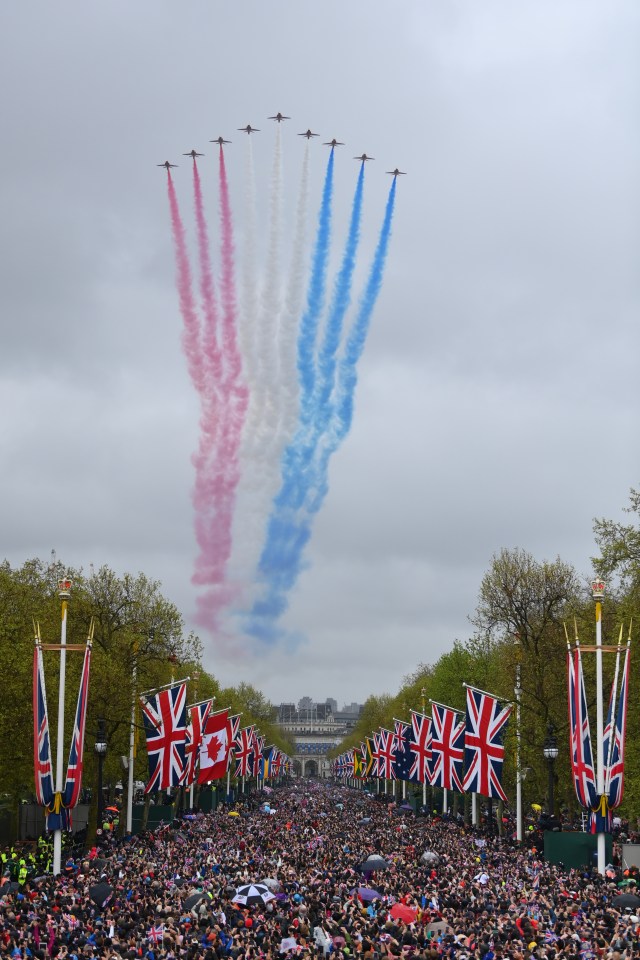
[1,781,639,960]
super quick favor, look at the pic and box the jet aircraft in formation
[157,161,178,169]
[324,138,344,148]
[183,149,204,159]
[354,153,374,162]
[298,129,319,139]
[238,124,260,134]
[210,136,231,145]
[268,112,290,122]
[386,168,407,177]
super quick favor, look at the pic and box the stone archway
[292,759,303,778]
[304,759,318,778]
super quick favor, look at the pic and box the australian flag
[392,719,414,782]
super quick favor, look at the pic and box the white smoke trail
[238,137,259,402]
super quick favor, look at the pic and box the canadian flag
[198,709,230,784]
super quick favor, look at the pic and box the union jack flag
[370,731,383,778]
[140,682,187,794]
[409,710,432,784]
[62,642,92,811]
[377,728,397,780]
[462,687,512,800]
[430,703,464,792]
[33,643,55,809]
[604,643,630,811]
[226,714,241,771]
[182,699,213,788]
[148,925,164,943]
[253,731,265,775]
[234,726,254,778]
[567,647,597,809]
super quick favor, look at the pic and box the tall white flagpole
[593,580,606,875]
[53,577,71,876]
[515,664,523,843]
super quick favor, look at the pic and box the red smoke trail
[191,149,248,630]
[167,172,205,397]
[192,161,223,386]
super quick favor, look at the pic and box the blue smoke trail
[247,177,396,643]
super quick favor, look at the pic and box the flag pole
[53,577,72,877]
[515,663,523,843]
[421,687,427,808]
[592,580,606,875]
[189,669,199,811]
[126,631,147,834]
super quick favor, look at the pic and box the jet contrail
[247,175,396,643]
[238,137,259,407]
[166,172,204,397]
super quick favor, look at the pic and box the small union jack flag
[462,687,511,800]
[567,647,597,810]
[430,703,464,792]
[140,682,187,794]
[148,925,164,943]
[408,710,432,785]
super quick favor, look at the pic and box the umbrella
[335,803,344,810]
[89,882,113,909]
[228,811,240,817]
[358,817,372,825]
[105,805,119,813]
[421,851,439,864]
[613,893,640,909]
[531,803,542,813]
[351,887,383,901]
[390,903,417,923]
[360,855,391,872]
[232,883,276,907]
[262,878,281,892]
[184,893,206,910]
[399,803,413,812]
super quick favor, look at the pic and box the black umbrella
[184,892,206,910]
[89,882,113,909]
[613,893,640,909]
[359,855,391,872]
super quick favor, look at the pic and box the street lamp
[543,723,558,815]
[95,719,108,831]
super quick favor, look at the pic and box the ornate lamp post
[95,719,108,832]
[543,723,558,815]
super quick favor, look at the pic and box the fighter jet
[210,136,231,146]
[354,153,374,162]
[183,149,205,159]
[298,129,319,139]
[324,138,344,148]
[386,168,407,177]
[157,161,178,169]
[238,124,260,134]
[268,112,290,122]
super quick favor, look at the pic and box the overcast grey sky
[1,1,638,707]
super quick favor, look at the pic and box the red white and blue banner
[61,641,92,813]
[140,681,187,794]
[33,637,92,830]
[462,686,511,801]
[430,702,464,792]
[604,642,630,811]
[391,719,415,782]
[33,643,55,810]
[567,646,598,810]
